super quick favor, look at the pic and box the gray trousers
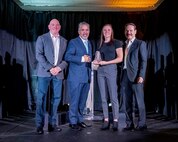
[97,64,119,120]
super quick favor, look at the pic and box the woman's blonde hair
[99,24,114,48]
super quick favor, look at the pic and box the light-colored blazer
[36,32,68,79]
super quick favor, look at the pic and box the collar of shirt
[125,38,135,48]
[80,36,88,43]
[126,38,135,44]
[50,33,60,39]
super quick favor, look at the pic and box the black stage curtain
[0,0,177,119]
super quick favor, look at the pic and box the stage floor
[0,111,178,142]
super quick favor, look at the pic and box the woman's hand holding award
[92,51,102,70]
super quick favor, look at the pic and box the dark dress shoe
[101,121,110,130]
[69,124,81,131]
[48,124,62,132]
[78,122,92,128]
[135,125,147,131]
[112,121,118,131]
[123,125,135,131]
[36,127,44,134]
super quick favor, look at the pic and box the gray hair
[78,21,90,32]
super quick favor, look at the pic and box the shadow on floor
[0,111,178,142]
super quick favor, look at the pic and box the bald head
[48,19,61,36]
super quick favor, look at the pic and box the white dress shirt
[51,34,60,66]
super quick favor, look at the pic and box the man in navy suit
[121,23,147,131]
[35,19,68,134]
[65,21,92,130]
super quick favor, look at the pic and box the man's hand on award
[83,55,91,62]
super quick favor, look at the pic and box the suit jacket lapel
[129,39,137,53]
[47,32,54,55]
[78,37,87,54]
[88,41,92,57]
[59,37,63,56]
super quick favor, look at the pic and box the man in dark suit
[121,23,147,131]
[35,19,68,134]
[65,21,92,130]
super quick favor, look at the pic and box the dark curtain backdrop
[0,0,177,119]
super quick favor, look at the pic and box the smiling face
[102,25,113,39]
[78,22,90,40]
[125,24,137,40]
[48,19,61,36]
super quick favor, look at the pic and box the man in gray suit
[35,19,67,134]
[65,22,92,130]
[121,23,147,131]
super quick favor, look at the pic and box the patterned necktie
[125,46,128,56]
[125,41,131,57]
[123,41,130,69]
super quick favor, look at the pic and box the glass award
[92,51,102,70]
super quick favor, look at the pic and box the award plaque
[92,51,102,70]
